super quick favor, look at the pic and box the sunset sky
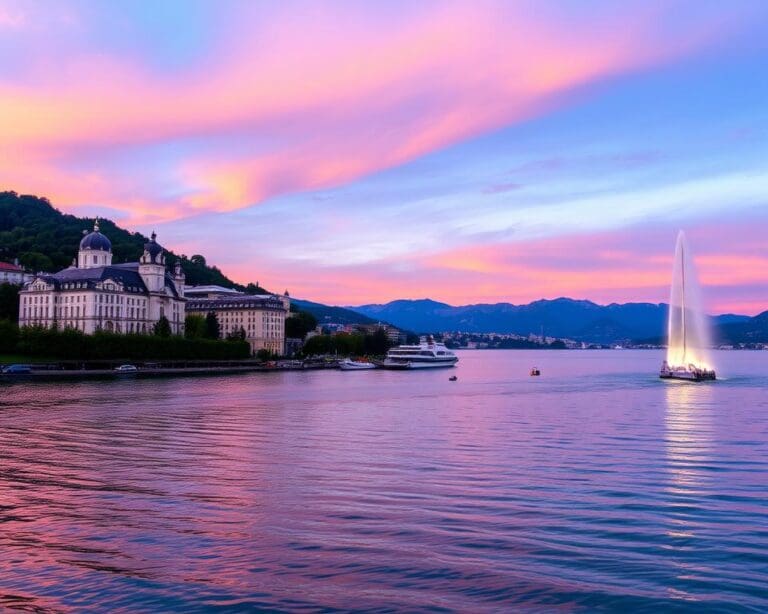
[1,0,767,313]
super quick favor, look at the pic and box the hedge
[9,324,250,360]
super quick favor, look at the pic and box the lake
[1,350,767,612]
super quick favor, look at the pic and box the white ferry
[380,337,458,369]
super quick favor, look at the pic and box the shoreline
[0,358,333,381]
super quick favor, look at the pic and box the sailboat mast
[681,240,686,362]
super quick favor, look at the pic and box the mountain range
[291,298,378,326]
[348,298,764,344]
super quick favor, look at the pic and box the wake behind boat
[379,337,458,370]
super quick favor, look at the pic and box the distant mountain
[291,298,380,326]
[717,311,768,344]
[349,297,755,344]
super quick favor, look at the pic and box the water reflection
[662,379,719,601]
[664,381,714,495]
[1,352,767,611]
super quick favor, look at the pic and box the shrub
[15,326,249,360]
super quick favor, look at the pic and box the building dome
[79,220,112,252]
[143,231,163,262]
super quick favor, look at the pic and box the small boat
[530,367,541,376]
[339,358,376,371]
[449,375,457,381]
[114,364,138,375]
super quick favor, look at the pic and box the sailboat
[659,232,716,381]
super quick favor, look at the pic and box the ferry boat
[380,337,458,370]
[339,358,376,371]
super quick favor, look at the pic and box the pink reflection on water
[0,351,767,610]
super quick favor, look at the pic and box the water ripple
[1,350,767,611]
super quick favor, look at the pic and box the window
[93,255,97,264]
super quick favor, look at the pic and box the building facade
[18,221,186,334]
[0,260,33,285]
[185,286,289,355]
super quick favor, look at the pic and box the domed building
[19,220,186,335]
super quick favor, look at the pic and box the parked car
[2,364,32,374]
[114,364,138,373]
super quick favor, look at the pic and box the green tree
[190,254,206,266]
[18,251,53,272]
[14,325,250,360]
[153,315,172,337]
[184,314,206,339]
[285,310,318,340]
[204,311,220,339]
[0,319,19,353]
[363,328,391,355]
[302,334,331,356]
[0,283,20,321]
[245,282,267,294]
[255,348,273,361]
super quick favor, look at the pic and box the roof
[143,232,163,262]
[185,285,242,296]
[186,294,286,312]
[0,261,24,272]
[34,265,147,293]
[26,263,181,298]
[80,230,112,252]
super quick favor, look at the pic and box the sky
[1,1,767,314]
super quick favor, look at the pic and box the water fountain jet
[660,231,716,381]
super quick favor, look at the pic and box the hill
[717,311,768,344]
[291,298,380,326]
[349,297,754,344]
[0,191,265,291]
[1,190,385,327]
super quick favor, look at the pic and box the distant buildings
[18,221,186,334]
[185,285,290,355]
[355,323,406,345]
[0,260,33,285]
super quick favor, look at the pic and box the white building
[185,286,289,355]
[18,221,186,334]
[0,260,33,285]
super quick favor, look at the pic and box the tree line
[301,328,392,357]
[1,323,250,360]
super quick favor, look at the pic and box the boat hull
[660,366,716,381]
[339,362,376,371]
[380,359,457,370]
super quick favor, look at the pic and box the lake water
[1,350,767,612]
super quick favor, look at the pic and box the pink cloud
[218,220,768,315]
[0,2,746,222]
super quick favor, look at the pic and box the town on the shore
[1,220,410,363]
[2,220,765,367]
